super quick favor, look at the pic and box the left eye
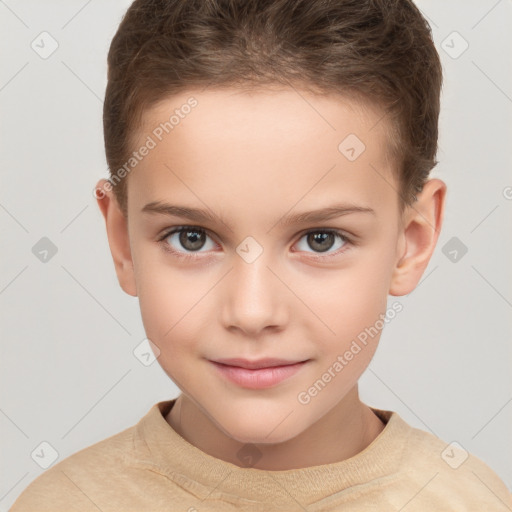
[295,230,349,255]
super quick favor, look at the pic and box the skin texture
[96,86,446,471]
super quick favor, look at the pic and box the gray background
[1,0,511,509]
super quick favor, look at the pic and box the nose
[220,251,288,337]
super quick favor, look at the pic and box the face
[114,87,411,443]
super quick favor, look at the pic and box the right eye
[158,226,218,258]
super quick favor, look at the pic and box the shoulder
[394,416,512,509]
[10,425,138,512]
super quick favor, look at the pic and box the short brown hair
[103,0,442,216]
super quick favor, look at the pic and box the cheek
[136,269,210,389]
[304,247,395,358]
[133,248,209,353]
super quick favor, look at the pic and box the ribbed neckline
[134,399,409,506]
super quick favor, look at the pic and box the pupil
[180,230,205,251]
[308,232,333,253]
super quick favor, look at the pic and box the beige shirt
[10,399,512,511]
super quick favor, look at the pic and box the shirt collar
[133,398,409,506]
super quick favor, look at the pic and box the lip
[211,357,307,369]
[209,358,310,389]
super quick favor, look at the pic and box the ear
[389,178,447,296]
[95,179,137,297]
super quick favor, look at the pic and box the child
[11,0,512,510]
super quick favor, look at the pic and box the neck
[166,388,385,470]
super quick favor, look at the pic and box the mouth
[210,357,309,370]
[208,358,310,389]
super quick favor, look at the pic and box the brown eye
[178,229,207,251]
[306,232,335,252]
[161,227,216,255]
[295,230,350,256]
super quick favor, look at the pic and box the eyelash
[157,225,354,262]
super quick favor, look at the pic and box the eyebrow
[141,201,375,229]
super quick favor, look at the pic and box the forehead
[128,87,399,220]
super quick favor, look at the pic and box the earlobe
[389,179,447,296]
[95,179,138,297]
